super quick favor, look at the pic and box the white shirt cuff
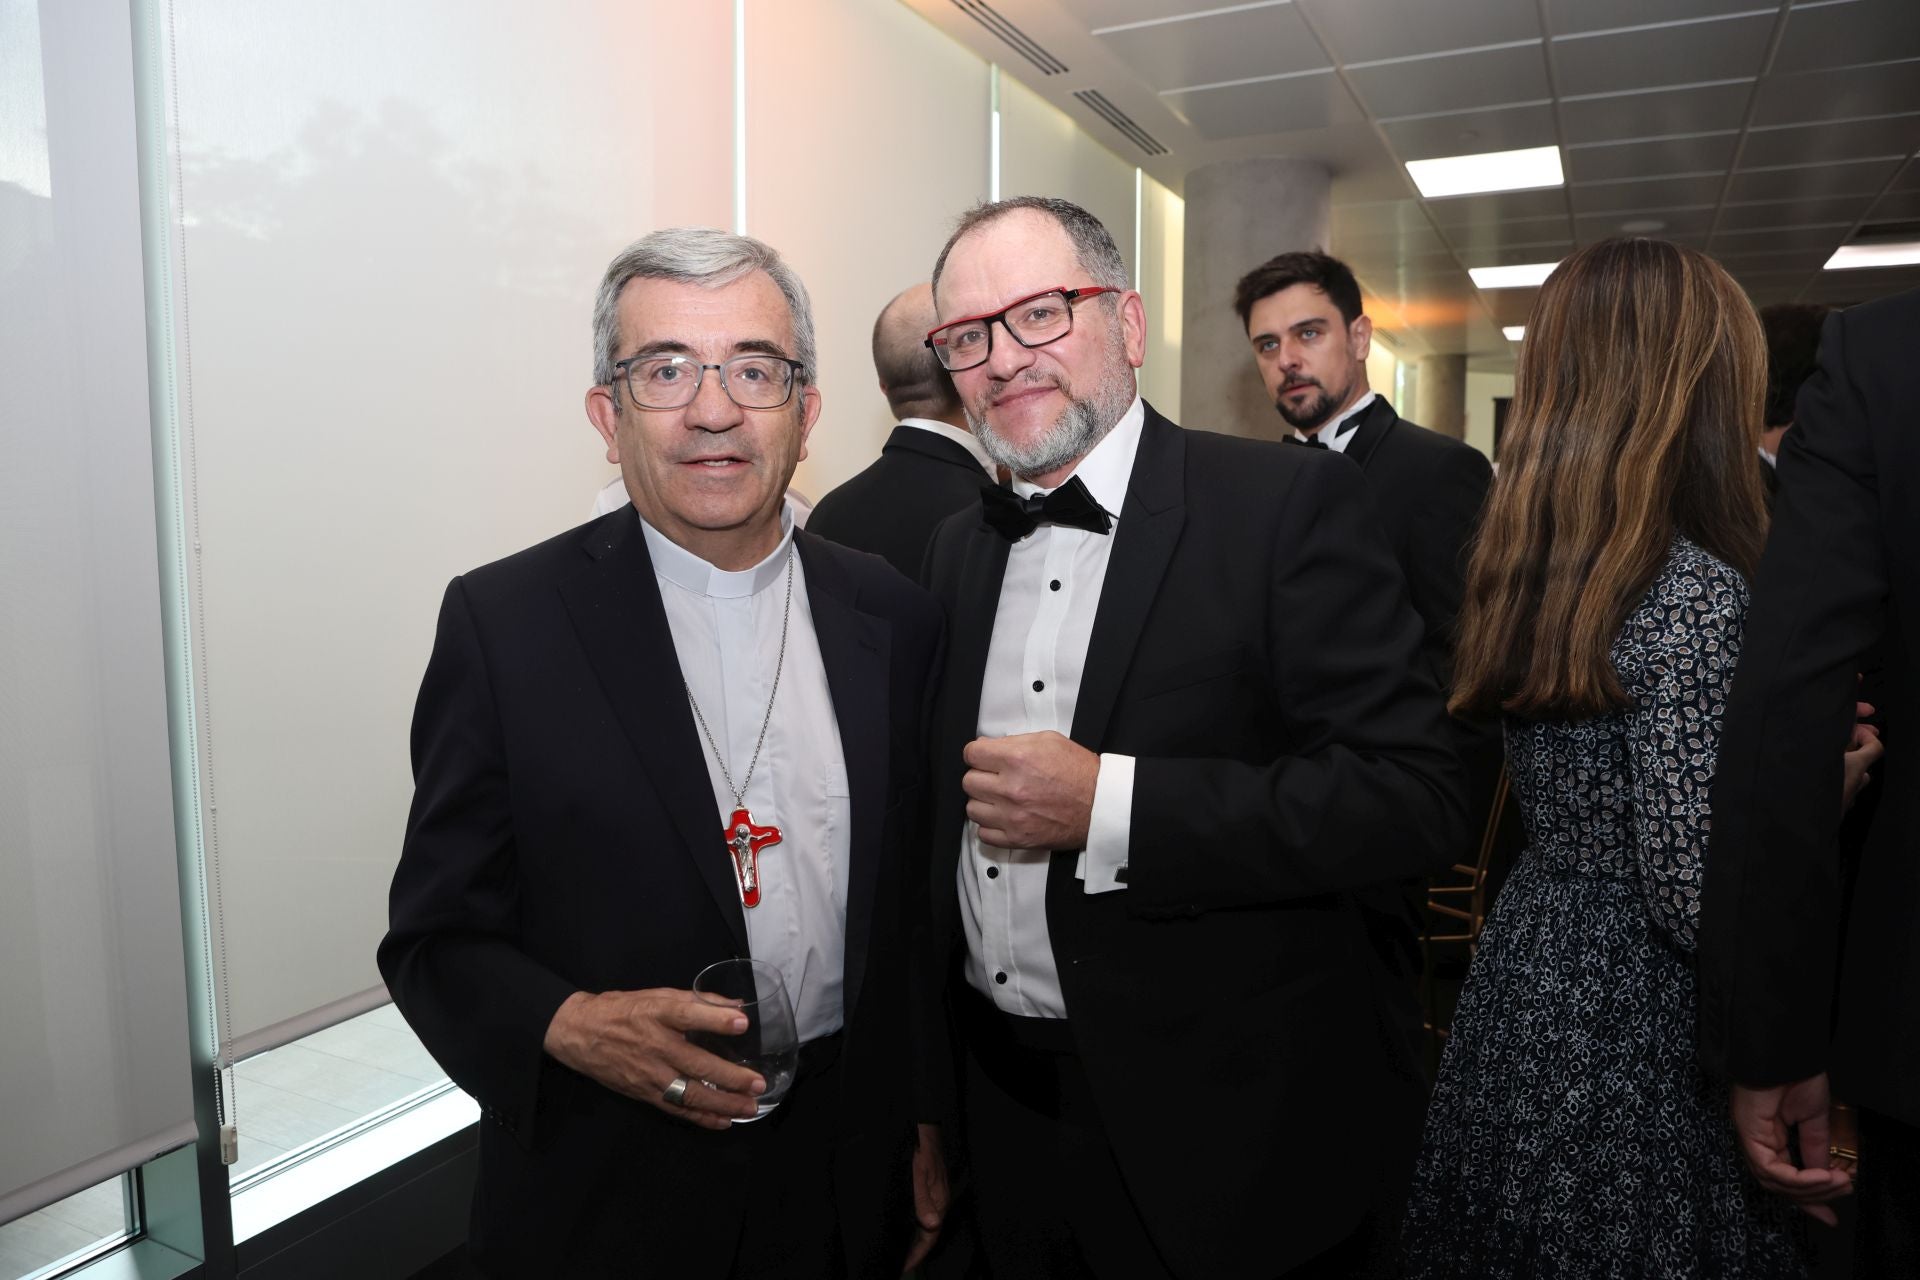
[1078,753,1134,894]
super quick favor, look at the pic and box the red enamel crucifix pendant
[724,808,782,908]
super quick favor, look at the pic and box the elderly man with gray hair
[380,227,949,1278]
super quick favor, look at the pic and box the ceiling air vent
[951,0,1068,75]
[1073,89,1169,157]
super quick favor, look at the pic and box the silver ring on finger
[662,1076,691,1107]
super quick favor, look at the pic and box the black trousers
[1857,1107,1920,1280]
[957,993,1387,1280]
[553,1035,846,1279]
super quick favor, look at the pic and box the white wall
[1466,370,1514,461]
[164,0,734,1041]
[747,0,990,502]
[1139,172,1184,419]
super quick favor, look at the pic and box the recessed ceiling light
[1405,145,1564,199]
[1469,262,1559,289]
[1825,241,1920,270]
[1503,326,1526,342]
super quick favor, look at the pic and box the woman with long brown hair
[1402,238,1804,1277]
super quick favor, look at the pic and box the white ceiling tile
[1330,198,1431,235]
[1159,68,1365,139]
[1772,0,1920,75]
[1444,217,1576,255]
[1557,81,1754,144]
[1570,174,1728,211]
[1423,186,1571,226]
[1379,102,1559,160]
[1099,4,1327,92]
[1550,13,1774,97]
[1750,60,1920,125]
[1545,0,1774,37]
[1709,244,1834,272]
[1345,43,1551,118]
[1866,188,1920,221]
[1710,222,1856,252]
[1298,0,1541,64]
[1739,114,1920,167]
[1575,206,1720,238]
[1724,157,1905,201]
[1056,0,1272,29]
[1566,133,1741,182]
[1718,194,1879,231]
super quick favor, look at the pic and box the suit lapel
[1068,410,1188,751]
[558,509,749,954]
[1342,397,1399,471]
[935,510,1013,898]
[793,532,891,1023]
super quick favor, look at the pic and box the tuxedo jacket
[1335,397,1492,690]
[923,406,1470,1277]
[808,424,997,580]
[378,508,944,1277]
[1700,288,1920,1127]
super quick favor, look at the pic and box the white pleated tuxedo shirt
[959,396,1144,1019]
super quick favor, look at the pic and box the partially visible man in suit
[1235,250,1502,1069]
[809,283,997,577]
[1233,251,1491,690]
[1756,301,1831,501]
[379,228,947,1278]
[1700,287,1917,1276]
[921,197,1468,1278]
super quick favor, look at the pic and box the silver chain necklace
[683,542,794,814]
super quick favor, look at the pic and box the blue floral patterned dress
[1403,538,1807,1279]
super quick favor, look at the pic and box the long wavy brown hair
[1451,238,1769,719]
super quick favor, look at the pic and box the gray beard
[968,366,1135,481]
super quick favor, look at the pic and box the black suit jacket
[923,406,1469,1277]
[1700,288,1920,1126]
[378,509,944,1277]
[1337,397,1492,689]
[809,424,997,579]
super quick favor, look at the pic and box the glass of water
[689,958,799,1122]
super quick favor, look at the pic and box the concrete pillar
[1179,158,1331,440]
[1415,354,1468,440]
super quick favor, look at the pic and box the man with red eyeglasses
[918,197,1468,1278]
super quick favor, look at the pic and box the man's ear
[1120,290,1148,369]
[1349,315,1373,363]
[795,383,823,464]
[586,384,620,464]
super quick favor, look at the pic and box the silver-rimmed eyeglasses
[923,286,1115,372]
[612,353,807,410]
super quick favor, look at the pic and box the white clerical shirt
[642,512,849,1043]
[960,396,1143,1019]
[1292,389,1377,455]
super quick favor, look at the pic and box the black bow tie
[980,475,1112,541]
[1285,434,1329,450]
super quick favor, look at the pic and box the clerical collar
[1011,395,1145,520]
[1294,389,1377,446]
[640,508,795,599]
[900,417,996,477]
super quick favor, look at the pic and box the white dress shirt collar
[900,417,996,477]
[1012,394,1146,517]
[639,507,795,599]
[1294,389,1377,455]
